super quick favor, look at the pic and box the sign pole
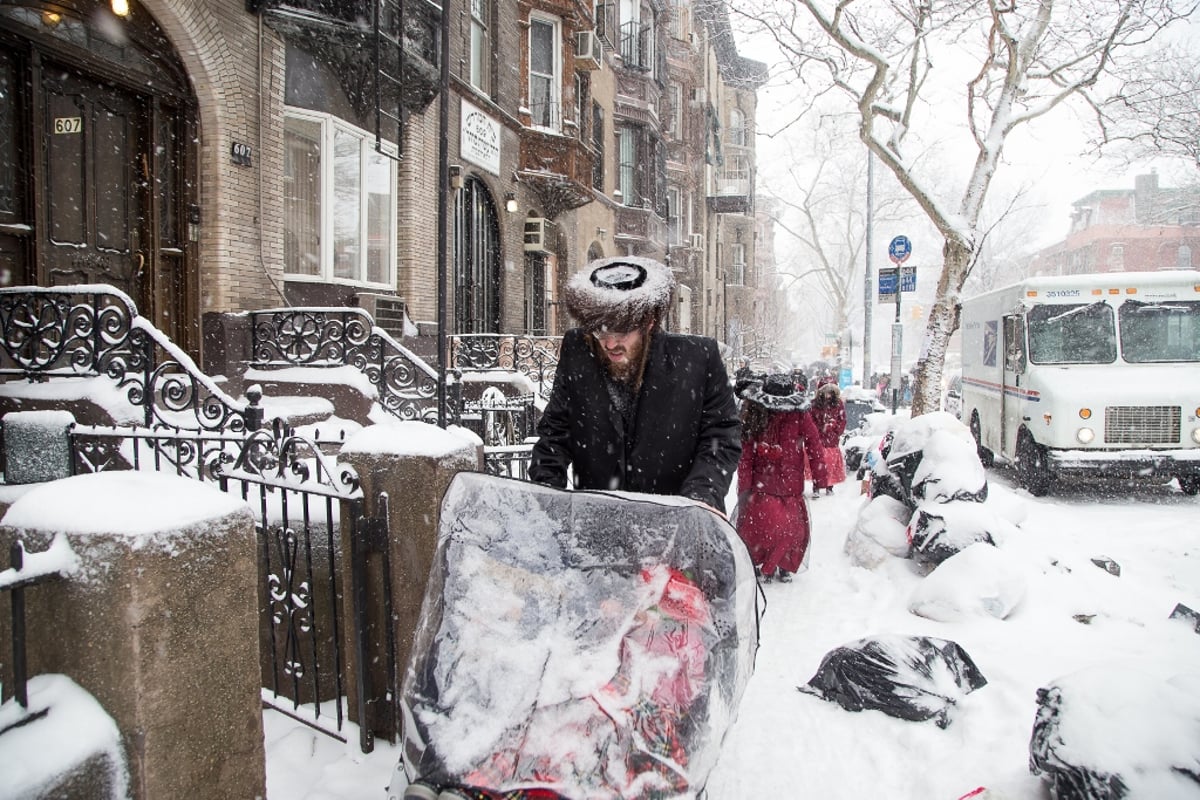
[887,235,912,413]
[862,152,874,387]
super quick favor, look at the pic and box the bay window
[284,109,396,287]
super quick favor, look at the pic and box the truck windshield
[1027,302,1116,364]
[1119,300,1200,363]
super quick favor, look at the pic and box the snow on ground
[262,466,1200,799]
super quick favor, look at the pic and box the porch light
[112,0,130,16]
[504,193,518,213]
[41,11,62,27]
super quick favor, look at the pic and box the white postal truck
[959,270,1200,496]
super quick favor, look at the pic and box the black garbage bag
[797,635,987,728]
[1029,665,1200,799]
[908,501,998,566]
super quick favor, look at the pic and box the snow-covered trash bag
[907,500,1002,566]
[1029,665,1200,799]
[397,472,760,800]
[797,634,988,729]
[871,412,988,509]
[844,494,912,568]
[908,542,1027,621]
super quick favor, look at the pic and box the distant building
[1029,172,1200,276]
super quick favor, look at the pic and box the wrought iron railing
[249,307,445,423]
[0,285,251,432]
[68,414,367,745]
[450,333,561,401]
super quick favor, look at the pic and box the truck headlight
[1076,427,1095,444]
[1192,428,1200,445]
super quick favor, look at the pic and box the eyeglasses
[591,328,639,342]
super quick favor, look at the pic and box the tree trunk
[909,238,971,417]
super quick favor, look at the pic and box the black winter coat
[530,328,742,512]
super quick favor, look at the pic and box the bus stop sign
[889,235,911,264]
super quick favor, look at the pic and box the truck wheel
[970,411,994,468]
[1017,431,1051,497]
[1179,476,1200,496]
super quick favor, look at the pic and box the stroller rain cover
[398,472,760,799]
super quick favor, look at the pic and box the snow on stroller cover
[397,472,760,799]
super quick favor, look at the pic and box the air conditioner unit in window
[524,217,554,253]
[576,30,603,70]
[688,232,705,250]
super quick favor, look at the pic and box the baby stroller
[391,472,760,800]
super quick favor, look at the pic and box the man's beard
[602,335,647,384]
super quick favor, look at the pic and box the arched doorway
[453,176,501,333]
[0,1,198,350]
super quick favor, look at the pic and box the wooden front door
[40,63,150,303]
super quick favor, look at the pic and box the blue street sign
[889,235,911,264]
[878,267,898,293]
[900,265,917,292]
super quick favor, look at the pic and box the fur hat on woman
[744,373,811,412]
[564,256,675,333]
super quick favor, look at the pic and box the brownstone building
[0,0,773,372]
[1029,171,1200,277]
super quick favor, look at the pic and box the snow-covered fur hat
[564,256,675,333]
[745,373,811,412]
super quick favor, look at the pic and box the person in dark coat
[810,377,848,495]
[530,257,742,514]
[734,374,828,581]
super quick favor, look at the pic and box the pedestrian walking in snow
[734,373,828,581]
[810,377,848,495]
[529,256,742,515]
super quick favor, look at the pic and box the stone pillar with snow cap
[337,421,482,738]
[0,471,265,800]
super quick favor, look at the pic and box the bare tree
[763,116,914,368]
[1098,43,1200,168]
[739,0,1196,416]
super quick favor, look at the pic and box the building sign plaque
[460,99,501,176]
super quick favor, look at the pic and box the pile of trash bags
[393,473,761,800]
[848,411,1012,568]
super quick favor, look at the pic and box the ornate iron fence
[0,285,250,432]
[449,333,561,401]
[249,307,445,423]
[67,415,390,751]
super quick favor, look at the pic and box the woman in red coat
[734,374,828,582]
[810,378,848,495]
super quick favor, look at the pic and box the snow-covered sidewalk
[264,469,1200,799]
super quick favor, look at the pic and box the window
[524,252,549,334]
[529,15,561,131]
[619,0,653,69]
[1107,243,1125,271]
[618,125,639,205]
[284,110,395,287]
[728,108,746,146]
[591,101,605,191]
[574,72,588,141]
[670,0,689,39]
[719,153,750,195]
[469,0,491,96]
[1119,300,1200,363]
[729,243,745,285]
[666,186,681,245]
[1028,302,1117,365]
[664,81,682,139]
